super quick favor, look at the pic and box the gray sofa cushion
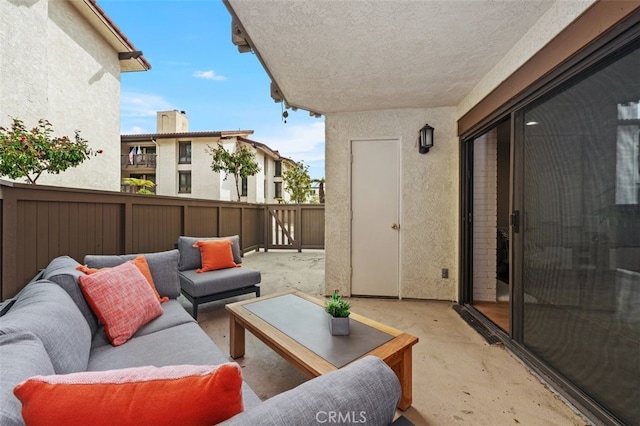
[88,322,229,369]
[178,235,242,271]
[179,267,261,297]
[0,298,16,317]
[87,321,261,410]
[0,281,91,374]
[84,249,180,299]
[222,356,400,426]
[42,256,99,336]
[0,331,55,426]
[90,300,195,348]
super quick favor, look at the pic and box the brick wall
[473,129,497,301]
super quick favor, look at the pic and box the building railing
[0,180,324,300]
[121,153,157,168]
[120,185,157,194]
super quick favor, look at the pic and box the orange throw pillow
[78,261,163,346]
[193,239,239,273]
[76,265,105,274]
[132,256,169,303]
[76,257,168,303]
[14,363,244,426]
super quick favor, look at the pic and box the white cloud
[193,70,227,81]
[121,92,174,118]
[121,125,148,135]
[257,121,325,178]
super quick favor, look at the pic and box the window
[178,171,191,193]
[274,182,282,199]
[274,160,282,177]
[241,176,248,197]
[179,142,191,164]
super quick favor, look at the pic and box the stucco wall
[0,0,121,191]
[155,139,177,197]
[251,152,266,203]
[325,107,458,300]
[191,137,220,200]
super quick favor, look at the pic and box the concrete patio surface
[179,250,589,425]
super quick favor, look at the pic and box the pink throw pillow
[79,261,163,346]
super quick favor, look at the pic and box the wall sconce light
[419,124,434,154]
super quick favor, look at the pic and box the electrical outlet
[441,268,449,279]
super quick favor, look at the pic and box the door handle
[510,211,520,233]
[391,223,400,230]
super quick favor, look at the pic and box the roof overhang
[70,0,151,72]
[224,0,563,115]
[238,137,279,159]
[121,130,254,142]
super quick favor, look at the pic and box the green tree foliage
[0,118,100,184]
[282,161,312,203]
[122,177,155,195]
[207,142,260,201]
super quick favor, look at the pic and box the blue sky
[99,0,325,180]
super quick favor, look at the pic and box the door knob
[391,223,399,230]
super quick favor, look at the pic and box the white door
[351,139,400,297]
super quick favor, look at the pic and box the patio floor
[178,250,589,425]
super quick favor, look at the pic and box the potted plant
[324,291,351,335]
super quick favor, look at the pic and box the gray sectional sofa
[0,251,401,425]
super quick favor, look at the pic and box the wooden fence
[0,180,324,300]
[265,204,325,251]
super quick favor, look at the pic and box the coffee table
[226,290,418,410]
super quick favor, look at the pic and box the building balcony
[121,153,157,168]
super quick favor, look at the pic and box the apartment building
[121,110,292,203]
[1,0,149,191]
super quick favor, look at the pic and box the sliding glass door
[517,42,639,425]
[461,34,639,425]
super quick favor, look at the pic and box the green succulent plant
[324,291,351,318]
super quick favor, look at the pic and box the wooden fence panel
[220,207,242,237]
[131,204,182,254]
[11,200,125,298]
[0,181,324,299]
[242,207,262,251]
[301,207,325,248]
[186,206,219,237]
[265,205,325,251]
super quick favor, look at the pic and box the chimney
[157,110,189,133]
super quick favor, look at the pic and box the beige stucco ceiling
[226,0,558,115]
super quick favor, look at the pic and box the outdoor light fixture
[419,124,434,154]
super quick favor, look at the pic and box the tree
[282,160,312,203]
[207,142,260,201]
[312,177,325,203]
[122,177,155,195]
[0,118,101,184]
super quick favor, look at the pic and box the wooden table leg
[396,348,413,410]
[229,314,246,358]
